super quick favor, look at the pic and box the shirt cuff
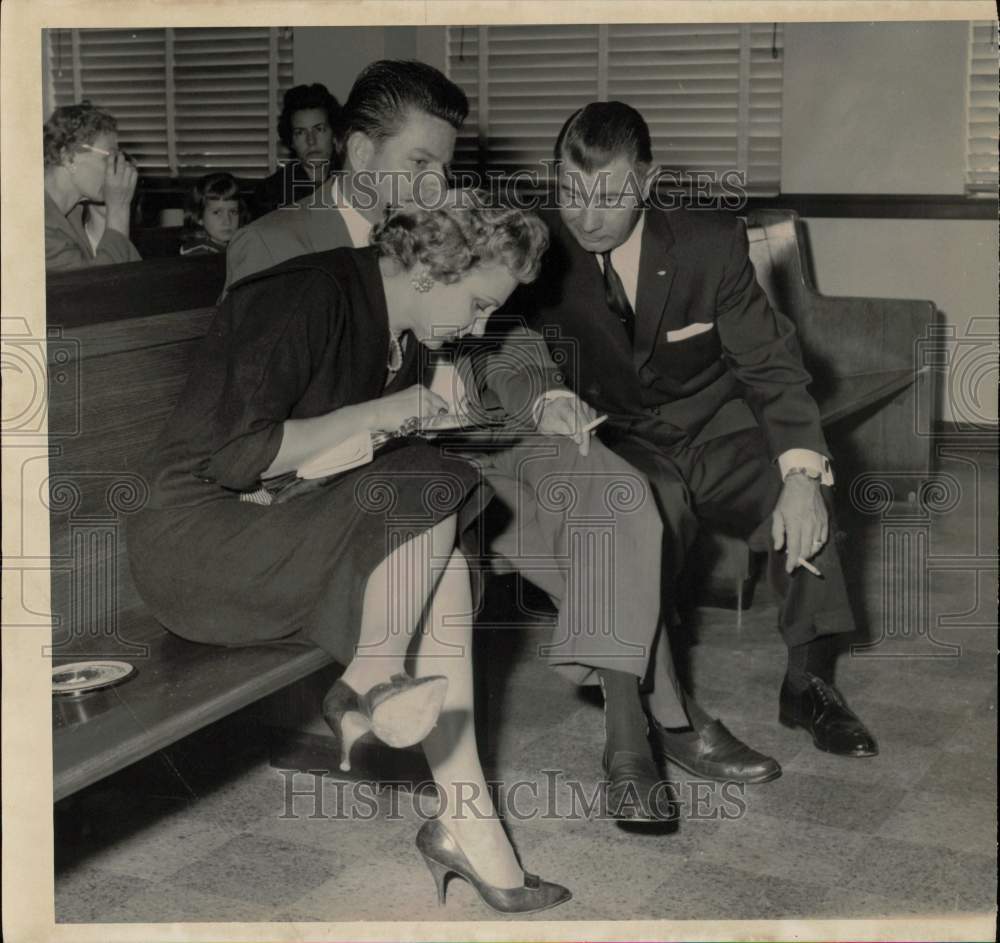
[778,449,834,486]
[531,388,577,426]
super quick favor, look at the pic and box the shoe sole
[614,812,675,826]
[370,677,449,747]
[481,891,574,917]
[778,715,879,758]
[655,748,782,785]
[603,778,677,823]
[609,802,676,825]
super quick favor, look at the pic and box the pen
[797,558,823,577]
[581,414,608,435]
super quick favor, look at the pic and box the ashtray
[52,661,136,696]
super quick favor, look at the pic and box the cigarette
[581,414,608,435]
[797,558,823,577]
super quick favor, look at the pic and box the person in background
[43,101,141,271]
[179,172,250,256]
[250,83,341,218]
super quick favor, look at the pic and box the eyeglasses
[79,143,120,160]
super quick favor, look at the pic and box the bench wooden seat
[53,629,330,801]
[816,368,927,427]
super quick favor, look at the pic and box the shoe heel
[778,705,797,730]
[420,852,451,905]
[337,710,370,772]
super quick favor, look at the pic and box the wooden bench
[690,209,937,609]
[130,225,187,259]
[47,210,937,800]
[47,255,335,801]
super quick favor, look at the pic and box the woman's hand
[102,153,138,236]
[372,385,450,432]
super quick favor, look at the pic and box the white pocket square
[666,322,714,342]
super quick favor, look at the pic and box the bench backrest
[46,255,224,653]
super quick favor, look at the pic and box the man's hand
[536,393,599,456]
[771,474,829,574]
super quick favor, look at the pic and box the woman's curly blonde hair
[371,191,549,285]
[44,102,118,167]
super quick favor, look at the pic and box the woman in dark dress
[126,194,570,914]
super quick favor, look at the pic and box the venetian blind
[47,27,293,178]
[446,23,783,195]
[965,21,999,195]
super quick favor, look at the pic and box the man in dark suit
[521,102,877,772]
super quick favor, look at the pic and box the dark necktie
[601,251,636,346]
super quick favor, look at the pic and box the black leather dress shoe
[779,674,878,757]
[651,719,782,783]
[602,750,674,823]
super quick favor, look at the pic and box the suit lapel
[633,209,681,368]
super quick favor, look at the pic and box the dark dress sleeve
[195,269,338,491]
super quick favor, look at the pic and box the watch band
[785,466,823,481]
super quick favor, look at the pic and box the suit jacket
[249,162,326,219]
[225,176,349,290]
[524,208,829,461]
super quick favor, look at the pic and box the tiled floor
[54,445,998,925]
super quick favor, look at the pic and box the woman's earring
[410,267,435,293]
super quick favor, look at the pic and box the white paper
[297,430,374,479]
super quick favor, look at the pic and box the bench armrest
[794,292,937,384]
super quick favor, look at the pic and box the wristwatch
[785,466,823,481]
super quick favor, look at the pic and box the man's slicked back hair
[554,101,653,172]
[342,59,469,144]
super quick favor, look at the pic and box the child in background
[180,172,249,255]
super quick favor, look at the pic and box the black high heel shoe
[416,818,572,916]
[322,673,448,772]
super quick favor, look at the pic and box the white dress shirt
[332,182,374,248]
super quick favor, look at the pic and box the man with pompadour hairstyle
[226,59,469,289]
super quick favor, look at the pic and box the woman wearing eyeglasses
[43,101,141,271]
